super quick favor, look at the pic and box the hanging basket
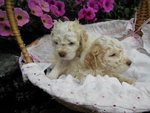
[6,0,150,113]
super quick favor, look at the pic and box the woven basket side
[135,0,150,36]
[148,0,150,17]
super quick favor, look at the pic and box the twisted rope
[5,0,32,63]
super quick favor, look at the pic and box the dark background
[1,0,150,113]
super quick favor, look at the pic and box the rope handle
[5,0,32,63]
[135,0,150,36]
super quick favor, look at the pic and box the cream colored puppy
[47,20,88,79]
[66,36,135,84]
[84,36,134,83]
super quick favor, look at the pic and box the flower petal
[39,0,50,12]
[102,0,115,12]
[41,14,53,29]
[28,1,43,17]
[75,0,82,4]
[85,7,96,20]
[55,1,65,16]
[87,0,99,12]
[0,0,4,7]
[97,0,103,8]
[50,1,65,17]
[14,8,30,27]
[78,8,86,19]
[63,16,70,21]
[50,5,60,16]
[0,10,8,23]
[47,0,56,6]
[0,22,14,36]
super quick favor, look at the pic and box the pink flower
[93,17,97,21]
[28,0,40,5]
[87,0,99,12]
[0,22,14,36]
[46,0,57,10]
[85,7,96,20]
[55,1,65,16]
[78,7,95,20]
[97,0,103,7]
[102,0,115,12]
[51,1,65,17]
[75,0,82,4]
[0,10,8,23]
[14,8,30,27]
[78,7,86,19]
[46,0,56,6]
[41,14,53,29]
[0,0,4,7]
[63,16,69,21]
[39,0,50,12]
[50,5,59,16]
[28,0,43,17]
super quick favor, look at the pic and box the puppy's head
[84,37,132,73]
[51,20,87,60]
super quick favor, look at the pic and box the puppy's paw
[110,73,136,84]
[74,73,86,84]
[123,78,136,84]
[118,76,136,84]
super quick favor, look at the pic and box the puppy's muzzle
[126,60,132,66]
[58,51,66,57]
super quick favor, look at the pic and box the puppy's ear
[74,19,80,25]
[58,19,63,23]
[77,29,88,56]
[84,44,102,70]
[70,20,80,30]
[80,29,88,49]
[53,19,63,27]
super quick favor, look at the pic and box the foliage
[0,0,139,41]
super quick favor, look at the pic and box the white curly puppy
[47,20,88,79]
[66,35,135,84]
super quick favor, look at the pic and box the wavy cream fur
[66,35,135,84]
[47,21,134,84]
[47,20,88,79]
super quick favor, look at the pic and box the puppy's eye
[69,42,75,45]
[109,53,116,57]
[51,33,54,37]
[54,41,58,45]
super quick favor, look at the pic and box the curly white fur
[47,20,134,84]
[47,20,87,79]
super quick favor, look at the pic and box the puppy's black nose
[59,52,66,57]
[126,60,132,66]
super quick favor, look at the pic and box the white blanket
[20,20,150,113]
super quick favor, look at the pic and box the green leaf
[125,8,129,17]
